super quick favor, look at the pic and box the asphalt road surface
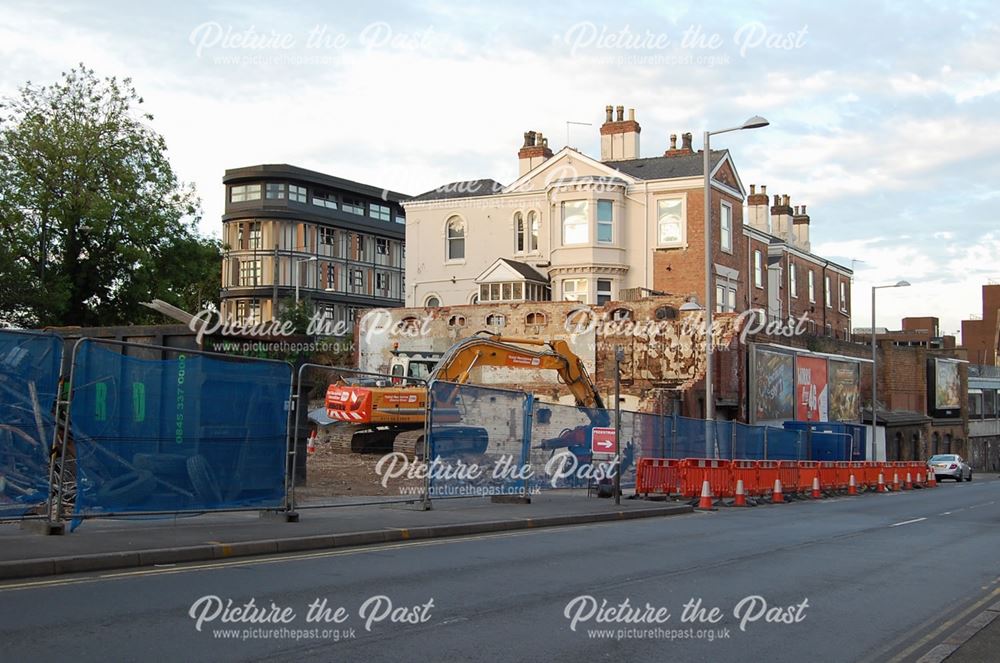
[2,479,998,663]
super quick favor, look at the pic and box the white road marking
[939,512,952,516]
[889,517,927,528]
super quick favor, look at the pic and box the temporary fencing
[57,338,292,524]
[0,330,63,519]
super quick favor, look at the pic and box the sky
[1,0,997,337]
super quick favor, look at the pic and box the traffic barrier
[680,459,733,498]
[734,479,748,507]
[797,461,819,495]
[757,460,780,496]
[731,460,760,496]
[862,462,881,489]
[818,461,839,491]
[636,458,681,496]
[777,461,800,494]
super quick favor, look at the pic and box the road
[1,479,998,663]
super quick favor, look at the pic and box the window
[753,250,763,288]
[485,313,506,328]
[597,279,613,305]
[376,272,389,291]
[313,190,337,209]
[370,203,391,221]
[446,217,465,260]
[326,264,337,289]
[610,308,632,321]
[720,202,733,252]
[808,271,816,302]
[425,296,440,307]
[597,200,613,243]
[528,211,539,251]
[727,288,737,312]
[716,284,726,313]
[526,312,547,325]
[265,183,286,199]
[561,200,588,245]
[376,238,389,255]
[236,299,261,324]
[343,197,365,215]
[656,198,683,246]
[241,222,261,250]
[319,227,336,246]
[563,279,587,303]
[825,275,832,308]
[350,269,364,288]
[515,212,525,253]
[448,315,466,327]
[715,281,738,312]
[790,264,798,298]
[395,214,406,225]
[238,259,261,286]
[288,185,307,203]
[839,281,848,312]
[230,184,261,202]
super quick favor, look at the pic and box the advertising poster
[752,347,795,423]
[795,355,829,422]
[934,359,961,410]
[828,360,861,422]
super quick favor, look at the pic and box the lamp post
[703,116,769,457]
[870,281,910,458]
[295,256,318,304]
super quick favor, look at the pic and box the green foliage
[277,297,315,336]
[0,64,219,326]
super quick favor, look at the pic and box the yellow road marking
[886,585,1000,662]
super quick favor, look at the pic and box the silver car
[928,454,972,482]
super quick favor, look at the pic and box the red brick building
[961,284,1000,366]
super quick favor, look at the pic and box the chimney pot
[616,105,624,122]
[605,105,613,123]
[773,194,780,205]
[681,132,693,150]
[627,108,635,121]
[750,184,756,194]
[669,133,677,150]
[761,185,767,195]
[802,204,807,214]
[794,205,800,215]
[782,194,790,206]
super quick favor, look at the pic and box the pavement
[0,490,692,579]
[0,477,997,662]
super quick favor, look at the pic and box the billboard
[751,347,795,424]
[828,360,861,422]
[795,355,829,422]
[934,358,961,410]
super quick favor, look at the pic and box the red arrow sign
[591,427,617,455]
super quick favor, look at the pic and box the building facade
[961,283,1000,367]
[220,164,408,327]
[401,105,852,338]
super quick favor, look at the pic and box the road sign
[591,427,616,455]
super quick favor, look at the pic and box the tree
[0,64,219,327]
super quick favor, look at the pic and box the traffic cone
[892,472,900,492]
[877,472,887,493]
[927,470,937,488]
[904,472,913,490]
[307,431,317,455]
[916,471,924,488]
[697,476,716,510]
[811,476,821,499]
[733,479,748,507]
[848,474,858,496]
[772,478,785,503]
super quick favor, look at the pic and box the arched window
[528,210,539,251]
[448,315,466,327]
[610,307,633,322]
[514,212,525,253]
[446,217,465,260]
[424,295,440,308]
[526,311,547,325]
[485,313,506,328]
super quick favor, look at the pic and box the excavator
[324,332,609,458]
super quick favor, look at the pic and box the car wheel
[967,473,973,482]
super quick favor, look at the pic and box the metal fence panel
[0,331,63,518]
[69,340,291,518]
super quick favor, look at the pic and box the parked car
[927,454,972,482]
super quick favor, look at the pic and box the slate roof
[604,150,728,180]
[411,178,504,201]
[499,258,549,283]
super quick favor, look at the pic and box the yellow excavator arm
[429,333,606,411]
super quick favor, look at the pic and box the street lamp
[870,280,910,458]
[703,116,769,457]
[294,256,318,304]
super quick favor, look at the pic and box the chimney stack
[792,203,811,252]
[664,131,695,157]
[747,183,771,232]
[771,193,794,242]
[600,103,641,161]
[517,129,553,176]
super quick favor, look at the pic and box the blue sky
[1,0,997,335]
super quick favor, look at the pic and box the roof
[411,178,504,202]
[223,164,410,202]
[604,150,728,180]
[475,258,549,284]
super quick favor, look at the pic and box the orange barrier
[817,461,839,491]
[834,461,851,490]
[849,461,868,488]
[797,461,820,494]
[777,461,800,494]
[757,460,780,496]
[680,458,733,498]
[636,458,681,496]
[862,461,881,489]
[731,460,761,496]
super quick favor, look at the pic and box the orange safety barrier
[731,460,761,496]
[636,458,681,496]
[777,461,800,494]
[679,458,733,498]
[848,461,867,488]
[757,460,780,495]
[834,461,852,490]
[862,461,881,488]
[796,461,820,494]
[817,461,839,491]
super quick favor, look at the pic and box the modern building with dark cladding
[220,164,409,328]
